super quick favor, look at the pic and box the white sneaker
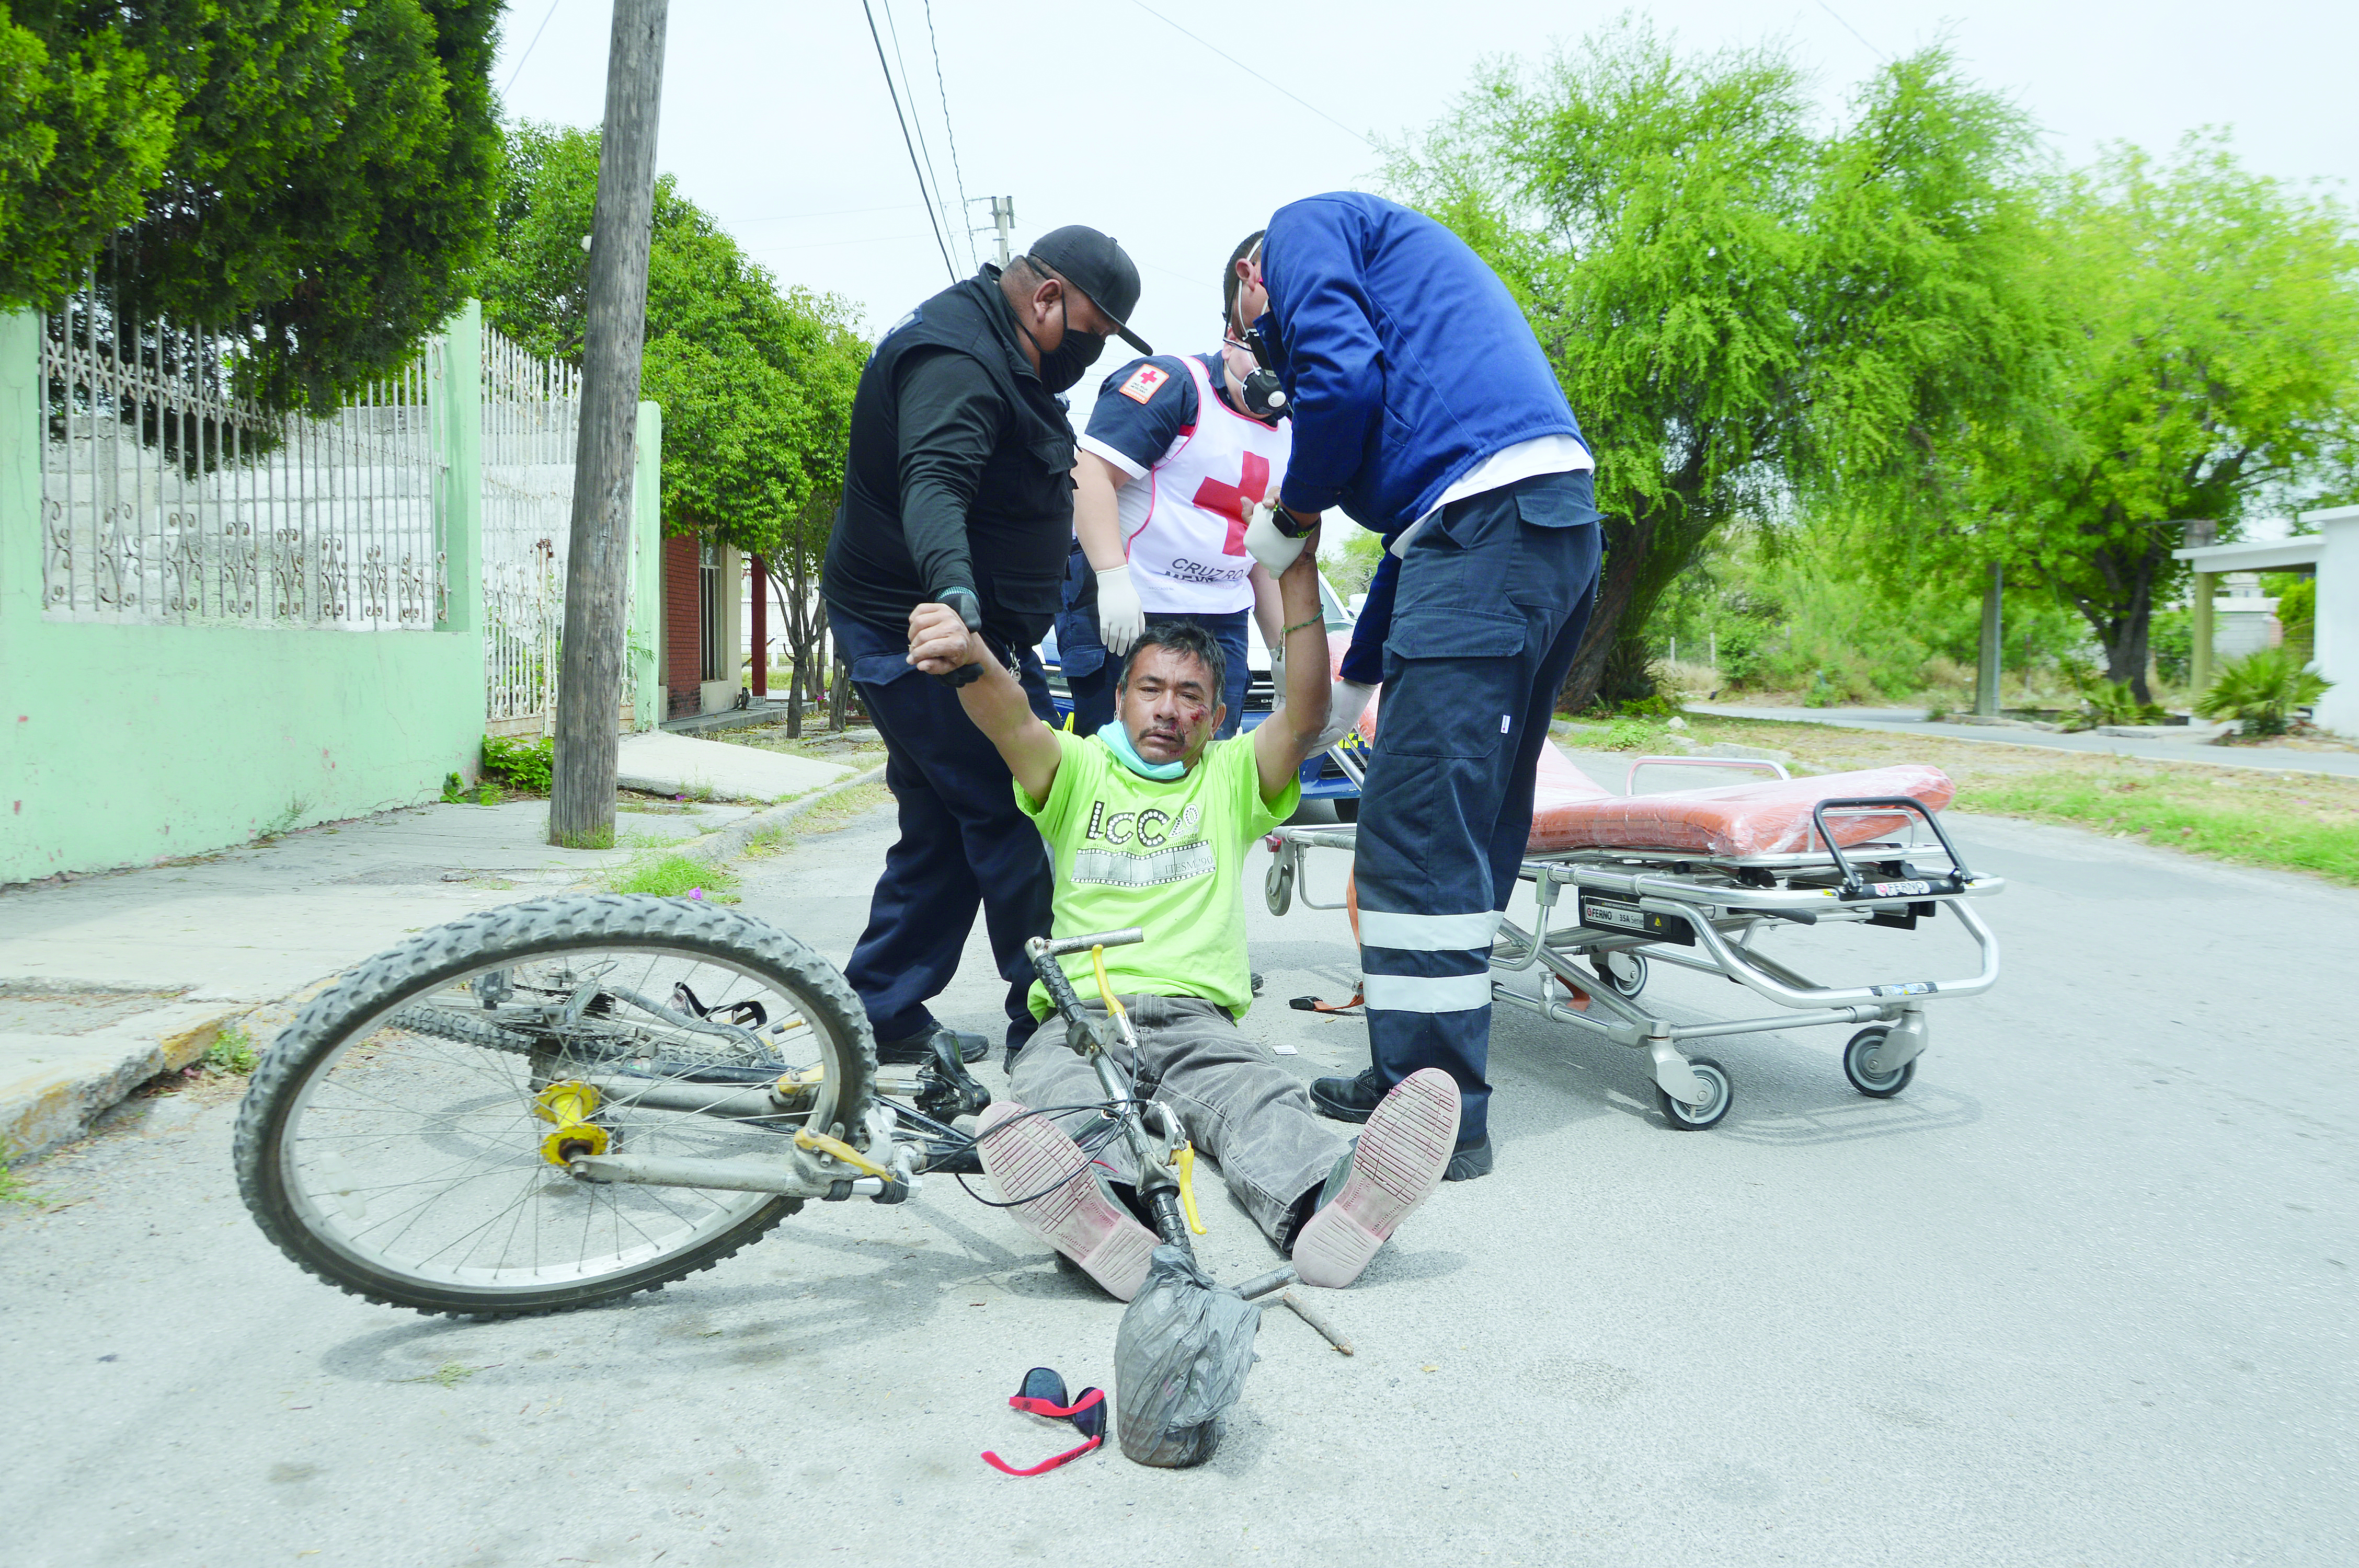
[975,1101,1157,1302]
[1291,1067,1461,1288]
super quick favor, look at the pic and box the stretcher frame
[1263,752,2005,1129]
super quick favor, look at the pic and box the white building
[2173,504,2355,735]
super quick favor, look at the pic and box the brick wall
[662,533,700,719]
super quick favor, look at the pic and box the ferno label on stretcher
[1578,895,1696,946]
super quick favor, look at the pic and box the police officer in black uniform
[823,227,1151,1065]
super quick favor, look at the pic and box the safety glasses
[981,1366,1105,1477]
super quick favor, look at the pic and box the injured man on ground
[903,529,1458,1299]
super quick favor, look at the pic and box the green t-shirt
[1016,729,1300,1020]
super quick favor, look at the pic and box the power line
[860,0,958,281]
[1814,1,1888,62]
[1121,0,1375,151]
[501,0,565,96]
[880,0,961,272]
[745,233,934,255]
[731,202,922,225]
[923,0,978,270]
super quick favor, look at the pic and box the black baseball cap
[1026,225,1152,354]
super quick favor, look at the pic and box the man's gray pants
[1007,993,1347,1248]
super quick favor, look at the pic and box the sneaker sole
[975,1101,1156,1302]
[1292,1068,1461,1288]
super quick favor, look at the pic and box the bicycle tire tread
[232,894,875,1319]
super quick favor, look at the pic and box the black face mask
[1042,294,1107,391]
[1025,292,1106,394]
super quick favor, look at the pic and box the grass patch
[399,1361,497,1390]
[1971,768,2359,884]
[0,1138,39,1207]
[202,1025,260,1075]
[603,851,739,902]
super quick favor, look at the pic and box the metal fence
[480,328,583,733]
[38,283,445,628]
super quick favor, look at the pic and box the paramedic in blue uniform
[1240,193,1602,1180]
[822,226,1151,1065]
[1062,231,1288,739]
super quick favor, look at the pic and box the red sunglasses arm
[980,1435,1103,1477]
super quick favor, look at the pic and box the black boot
[876,1024,988,1066]
[1443,1137,1493,1181]
[1309,1067,1386,1124]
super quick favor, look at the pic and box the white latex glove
[1094,563,1145,654]
[1268,645,1287,708]
[1243,501,1308,577]
[1312,677,1375,751]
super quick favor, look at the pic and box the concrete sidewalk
[0,797,753,1158]
[1691,702,2359,779]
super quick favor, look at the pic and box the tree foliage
[1390,27,2065,709]
[2,2,503,411]
[476,123,867,563]
[1957,140,2359,699]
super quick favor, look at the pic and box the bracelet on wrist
[1284,614,1323,636]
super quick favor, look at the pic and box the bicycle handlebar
[1033,928,1144,958]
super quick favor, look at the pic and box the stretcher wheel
[1842,1027,1915,1098]
[1591,951,1648,999]
[1657,1055,1731,1132]
[1265,856,1294,917]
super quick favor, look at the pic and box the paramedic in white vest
[1064,231,1289,738]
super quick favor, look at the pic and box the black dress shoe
[1443,1137,1493,1181]
[876,1025,988,1066]
[1309,1068,1385,1123]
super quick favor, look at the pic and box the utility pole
[1975,561,2003,718]
[978,196,1014,266]
[2182,519,2218,698]
[550,0,669,849]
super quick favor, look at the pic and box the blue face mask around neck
[1098,721,1187,781]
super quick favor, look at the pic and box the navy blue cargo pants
[829,606,1057,1053]
[1353,471,1601,1146]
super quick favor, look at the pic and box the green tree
[3,2,502,411]
[476,123,868,700]
[1966,140,2359,700]
[1389,29,2055,709]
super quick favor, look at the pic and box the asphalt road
[4,781,2354,1567]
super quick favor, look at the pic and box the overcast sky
[494,0,2355,444]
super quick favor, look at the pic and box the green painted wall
[1,305,666,883]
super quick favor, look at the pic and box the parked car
[1036,569,1366,818]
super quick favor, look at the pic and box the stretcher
[1262,740,2003,1130]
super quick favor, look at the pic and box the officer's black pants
[829,607,1054,1052]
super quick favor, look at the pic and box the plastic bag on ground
[1112,1245,1259,1468]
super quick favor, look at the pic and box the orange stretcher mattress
[1526,746,1955,858]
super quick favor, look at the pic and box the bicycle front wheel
[233,895,875,1318]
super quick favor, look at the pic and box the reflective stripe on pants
[1354,473,1601,1144]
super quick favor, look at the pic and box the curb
[678,764,889,868]
[572,765,891,891]
[2,1000,245,1159]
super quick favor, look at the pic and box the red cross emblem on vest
[1190,453,1272,557]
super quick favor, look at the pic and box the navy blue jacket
[1256,192,1585,535]
[1256,192,1590,684]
